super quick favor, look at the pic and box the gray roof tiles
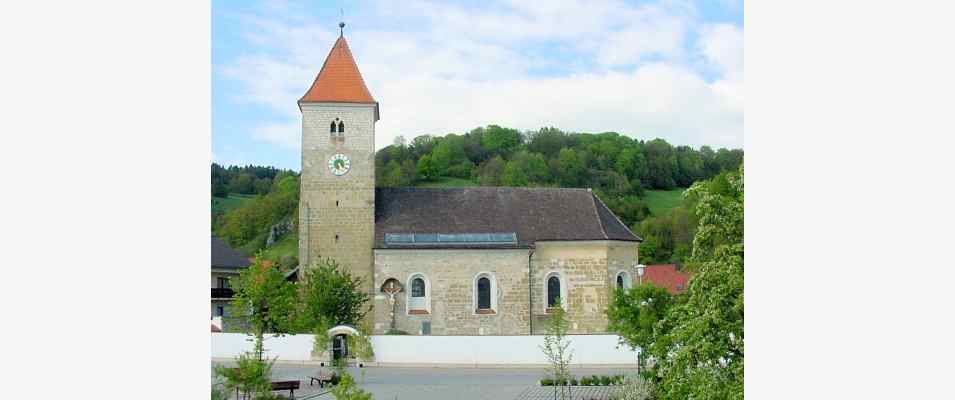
[211,235,251,269]
[374,187,641,249]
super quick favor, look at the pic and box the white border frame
[405,272,431,315]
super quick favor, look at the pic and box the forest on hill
[212,125,743,267]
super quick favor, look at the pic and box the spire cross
[339,8,345,37]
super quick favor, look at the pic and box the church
[297,28,642,336]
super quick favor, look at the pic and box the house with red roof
[643,264,692,295]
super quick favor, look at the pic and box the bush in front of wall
[600,375,613,386]
[541,378,553,386]
[570,377,578,386]
[592,375,601,385]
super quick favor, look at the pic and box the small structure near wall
[313,325,372,367]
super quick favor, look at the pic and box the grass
[643,188,687,216]
[414,176,479,188]
[257,232,298,262]
[212,193,256,215]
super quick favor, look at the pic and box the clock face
[328,153,351,176]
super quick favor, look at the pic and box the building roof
[300,36,376,105]
[211,235,250,269]
[374,187,641,249]
[644,264,691,294]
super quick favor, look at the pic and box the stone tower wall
[299,102,377,308]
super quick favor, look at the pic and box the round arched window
[547,276,561,307]
[477,277,491,310]
[411,277,425,298]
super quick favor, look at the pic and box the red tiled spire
[299,35,376,104]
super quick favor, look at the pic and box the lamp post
[634,264,647,373]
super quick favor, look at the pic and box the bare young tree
[540,298,574,400]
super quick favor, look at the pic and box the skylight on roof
[384,232,517,246]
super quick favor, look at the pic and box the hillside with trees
[212,125,743,267]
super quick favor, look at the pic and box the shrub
[213,352,273,398]
[591,375,600,385]
[600,375,613,385]
[610,375,654,400]
[541,378,554,386]
[570,377,578,386]
[580,376,591,386]
[329,373,372,400]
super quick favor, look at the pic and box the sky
[213,0,743,171]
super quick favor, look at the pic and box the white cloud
[699,23,743,82]
[218,0,743,151]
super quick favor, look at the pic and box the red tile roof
[644,264,692,295]
[300,36,376,104]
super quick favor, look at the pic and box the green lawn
[212,193,256,215]
[643,188,687,216]
[257,233,298,262]
[414,176,479,188]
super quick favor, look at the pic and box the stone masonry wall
[373,249,531,335]
[298,103,377,324]
[371,241,638,336]
[530,241,639,335]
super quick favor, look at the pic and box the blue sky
[213,0,743,171]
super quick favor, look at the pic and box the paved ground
[212,362,635,400]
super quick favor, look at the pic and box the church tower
[298,24,378,300]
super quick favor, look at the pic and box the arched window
[406,274,429,314]
[411,278,425,297]
[473,272,497,314]
[338,121,345,133]
[330,121,337,133]
[616,271,632,290]
[477,277,491,310]
[547,276,561,308]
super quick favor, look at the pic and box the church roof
[299,36,376,104]
[374,187,641,249]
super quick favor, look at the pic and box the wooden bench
[309,370,334,388]
[270,380,300,399]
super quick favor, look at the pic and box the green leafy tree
[213,352,274,399]
[482,124,520,156]
[643,139,678,189]
[416,155,439,181]
[607,283,675,372]
[228,256,299,362]
[501,161,530,186]
[478,156,506,186]
[229,173,255,194]
[299,257,371,329]
[632,167,744,400]
[557,148,585,187]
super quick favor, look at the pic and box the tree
[228,256,299,361]
[416,155,439,181]
[643,139,678,189]
[478,156,506,186]
[557,148,585,187]
[540,299,573,400]
[617,166,744,400]
[607,283,675,372]
[229,173,255,194]
[482,124,520,156]
[299,257,371,329]
[501,161,529,186]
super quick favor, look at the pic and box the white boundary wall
[212,333,639,366]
